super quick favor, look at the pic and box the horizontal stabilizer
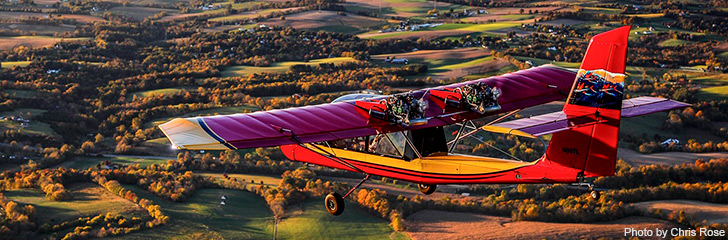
[483,97,689,137]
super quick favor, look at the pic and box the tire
[324,192,345,216]
[418,184,437,195]
[590,190,601,200]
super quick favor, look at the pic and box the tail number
[562,147,579,155]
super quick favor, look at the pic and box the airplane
[159,26,689,216]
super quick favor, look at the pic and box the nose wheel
[324,174,370,216]
[418,184,436,195]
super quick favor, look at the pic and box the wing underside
[481,96,690,138]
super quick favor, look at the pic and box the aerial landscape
[1,0,728,239]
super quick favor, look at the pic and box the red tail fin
[542,26,630,177]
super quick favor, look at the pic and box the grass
[116,186,274,240]
[692,74,728,86]
[431,56,494,71]
[620,112,726,145]
[220,57,355,77]
[0,36,90,50]
[659,39,692,47]
[209,8,287,22]
[1,61,30,68]
[0,108,56,136]
[3,182,146,225]
[277,196,409,240]
[60,155,172,170]
[461,64,519,80]
[144,105,260,128]
[438,22,521,32]
[500,14,534,20]
[696,85,728,101]
[3,89,37,98]
[512,56,580,68]
[360,22,518,40]
[128,87,192,101]
[199,172,282,189]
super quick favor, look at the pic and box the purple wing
[160,66,577,150]
[483,96,690,137]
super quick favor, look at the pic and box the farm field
[277,196,409,240]
[404,210,680,240]
[342,0,471,19]
[3,182,148,225]
[114,186,275,239]
[0,11,105,23]
[373,48,514,80]
[2,89,36,98]
[696,85,728,100]
[127,87,193,101]
[58,155,173,170]
[260,10,387,34]
[617,148,728,166]
[199,172,282,188]
[0,23,75,36]
[0,36,90,50]
[209,7,302,23]
[108,6,180,21]
[221,57,356,77]
[359,22,519,40]
[0,108,56,136]
[635,200,728,225]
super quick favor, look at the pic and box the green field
[199,172,282,188]
[431,22,520,32]
[277,197,409,240]
[128,87,192,101]
[3,183,147,225]
[512,56,581,68]
[117,186,274,240]
[431,56,495,71]
[692,73,728,86]
[360,22,519,40]
[659,39,692,47]
[209,8,287,22]
[1,61,30,68]
[3,89,37,98]
[696,85,728,100]
[221,57,356,77]
[132,137,177,156]
[60,155,173,170]
[144,105,260,128]
[0,108,56,136]
[620,112,725,145]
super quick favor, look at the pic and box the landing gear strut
[324,174,370,216]
[418,184,437,195]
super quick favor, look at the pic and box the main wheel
[418,184,436,195]
[324,192,345,216]
[590,190,601,200]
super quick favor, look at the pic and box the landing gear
[324,192,344,216]
[590,190,601,200]
[573,174,600,200]
[418,184,436,195]
[324,174,370,216]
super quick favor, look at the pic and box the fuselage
[281,144,584,185]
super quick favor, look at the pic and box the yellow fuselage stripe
[310,144,535,175]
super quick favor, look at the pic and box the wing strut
[447,109,523,148]
[279,128,366,174]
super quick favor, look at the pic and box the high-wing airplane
[159,26,689,215]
